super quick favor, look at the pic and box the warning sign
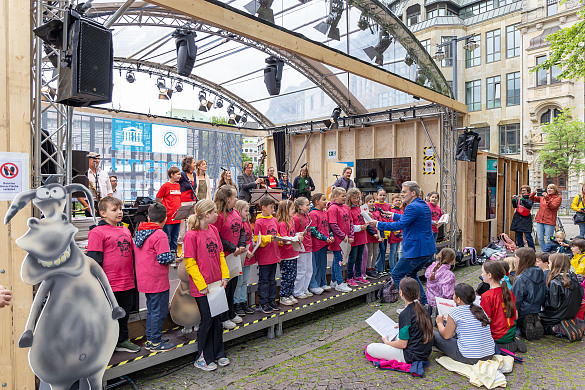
[423,147,436,175]
[0,152,29,201]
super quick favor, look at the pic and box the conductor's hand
[368,221,378,228]
[255,178,264,184]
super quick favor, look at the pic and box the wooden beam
[148,0,468,113]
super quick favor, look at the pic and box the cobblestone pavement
[118,265,585,390]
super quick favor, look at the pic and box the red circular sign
[0,162,19,179]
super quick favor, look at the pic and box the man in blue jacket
[369,181,435,307]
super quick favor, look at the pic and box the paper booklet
[435,297,456,317]
[360,204,383,241]
[280,233,305,252]
[173,201,197,221]
[250,233,262,255]
[207,281,228,317]
[225,253,243,279]
[340,240,351,259]
[365,310,399,341]
[438,214,450,224]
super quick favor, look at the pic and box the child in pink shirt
[308,193,334,295]
[293,197,314,299]
[426,191,443,242]
[277,199,304,306]
[328,187,354,292]
[156,166,182,253]
[346,188,371,286]
[233,200,256,316]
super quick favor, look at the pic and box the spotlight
[404,54,414,67]
[358,14,369,31]
[175,82,183,92]
[126,71,135,83]
[157,77,166,92]
[264,56,284,96]
[198,91,213,112]
[363,29,392,66]
[314,0,344,41]
[244,0,275,23]
[241,114,248,124]
[173,29,197,76]
[75,0,93,14]
[227,105,242,125]
[323,107,342,129]
[215,98,224,109]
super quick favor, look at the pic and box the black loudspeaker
[174,30,197,76]
[71,150,89,176]
[57,12,113,107]
[264,56,284,96]
[456,130,481,162]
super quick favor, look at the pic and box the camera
[536,188,544,197]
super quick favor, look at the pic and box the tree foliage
[538,108,585,178]
[242,152,252,164]
[211,116,231,126]
[531,0,585,81]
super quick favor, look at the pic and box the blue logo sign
[111,119,153,152]
[164,131,178,147]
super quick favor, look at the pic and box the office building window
[536,56,548,86]
[420,39,430,54]
[466,80,481,111]
[547,0,558,16]
[475,126,491,151]
[506,24,520,58]
[406,5,421,26]
[442,36,455,67]
[499,124,520,154]
[486,29,501,63]
[540,108,561,124]
[465,35,481,68]
[486,76,501,109]
[506,72,520,106]
[551,63,561,83]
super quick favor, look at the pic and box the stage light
[433,46,446,61]
[198,91,213,111]
[126,71,135,83]
[241,114,248,124]
[364,29,392,66]
[358,14,369,31]
[404,54,414,67]
[175,82,183,92]
[227,104,242,125]
[323,107,342,129]
[244,0,275,23]
[157,77,166,92]
[173,29,197,77]
[215,98,224,109]
[264,56,284,96]
[314,0,344,41]
[75,0,93,14]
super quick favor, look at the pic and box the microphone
[301,163,308,168]
[221,167,228,171]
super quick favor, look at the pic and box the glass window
[506,72,520,106]
[406,5,421,26]
[465,35,481,68]
[536,56,548,86]
[547,0,558,16]
[499,123,520,154]
[486,29,501,63]
[420,39,431,54]
[551,63,561,83]
[442,36,455,67]
[486,76,501,109]
[506,24,520,58]
[475,126,491,151]
[466,80,481,111]
[540,108,561,124]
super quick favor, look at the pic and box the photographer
[510,185,535,250]
[530,184,562,251]
[571,184,585,236]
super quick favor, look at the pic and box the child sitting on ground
[546,231,570,254]
[536,252,550,279]
[570,238,585,280]
[425,248,456,317]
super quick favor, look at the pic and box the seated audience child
[480,261,526,353]
[500,260,514,290]
[570,238,585,279]
[434,283,495,364]
[425,248,456,316]
[540,254,584,335]
[134,203,177,352]
[366,277,433,363]
[512,247,546,340]
[536,252,550,279]
[546,231,570,254]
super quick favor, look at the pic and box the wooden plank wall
[0,0,35,388]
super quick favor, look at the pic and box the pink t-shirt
[349,205,367,246]
[183,225,224,298]
[156,182,182,224]
[88,224,135,292]
[293,213,312,253]
[212,210,242,250]
[310,208,330,252]
[328,202,352,252]
[375,202,392,222]
[254,216,280,265]
[389,206,404,244]
[134,229,171,293]
[242,220,256,266]
[367,208,381,244]
[278,220,299,260]
[427,202,443,234]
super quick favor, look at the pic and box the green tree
[211,116,231,126]
[242,152,252,164]
[538,108,585,178]
[531,0,585,80]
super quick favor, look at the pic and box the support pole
[104,0,136,29]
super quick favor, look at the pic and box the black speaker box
[71,150,89,176]
[175,31,197,76]
[456,130,480,162]
[57,13,113,107]
[264,56,284,96]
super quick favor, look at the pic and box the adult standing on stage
[530,184,562,250]
[218,170,236,189]
[266,167,279,189]
[195,159,212,201]
[369,181,435,307]
[293,167,315,199]
[238,161,263,202]
[279,173,293,199]
[110,175,122,201]
[332,167,354,191]
[76,152,112,217]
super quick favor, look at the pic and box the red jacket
[529,193,561,226]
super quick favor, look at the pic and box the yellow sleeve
[254,234,273,247]
[571,195,580,212]
[184,257,207,291]
[572,255,585,275]
[220,251,230,279]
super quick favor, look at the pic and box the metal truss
[87,5,366,116]
[114,58,274,127]
[441,107,459,249]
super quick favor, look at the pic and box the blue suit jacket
[377,197,436,258]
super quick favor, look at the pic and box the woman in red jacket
[530,184,562,251]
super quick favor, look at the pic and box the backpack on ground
[377,277,399,303]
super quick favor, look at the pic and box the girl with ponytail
[425,248,456,315]
[366,277,433,364]
[480,261,526,353]
[434,283,496,364]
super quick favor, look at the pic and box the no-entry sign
[0,152,29,201]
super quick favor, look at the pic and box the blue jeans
[309,246,328,289]
[375,239,387,272]
[145,290,170,343]
[163,223,181,253]
[514,231,535,250]
[391,254,432,305]
[580,223,585,237]
[234,265,251,304]
[331,250,344,284]
[536,223,555,251]
[388,242,400,270]
[347,244,364,280]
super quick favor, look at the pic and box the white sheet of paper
[360,205,374,223]
[365,310,399,340]
[251,233,262,255]
[474,295,481,305]
[436,297,457,317]
[225,253,243,279]
[207,281,228,317]
[438,214,450,224]
[340,240,351,257]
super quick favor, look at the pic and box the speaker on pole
[456,130,481,162]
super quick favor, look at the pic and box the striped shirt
[449,305,495,359]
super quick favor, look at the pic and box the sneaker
[321,285,332,291]
[366,270,377,278]
[533,315,544,340]
[304,291,313,297]
[523,314,537,340]
[361,274,369,280]
[242,303,255,314]
[347,278,359,287]
[558,318,584,342]
[515,336,527,353]
[295,293,309,299]
[289,295,299,304]
[144,341,153,350]
[356,277,370,284]
[329,282,338,289]
[335,283,352,292]
[269,301,281,311]
[222,320,236,330]
[230,315,243,324]
[148,340,177,352]
[260,304,273,314]
[115,339,140,353]
[280,297,294,306]
[234,303,247,316]
[310,287,324,295]
[217,357,230,367]
[194,357,217,371]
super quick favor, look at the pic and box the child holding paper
[387,194,404,271]
[277,199,305,306]
[184,200,230,371]
[366,277,433,363]
[308,193,334,295]
[293,197,314,299]
[233,200,256,316]
[426,191,443,242]
[328,187,354,292]
[425,248,456,317]
[374,189,392,275]
[212,185,246,330]
[346,188,370,286]
[364,195,382,278]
